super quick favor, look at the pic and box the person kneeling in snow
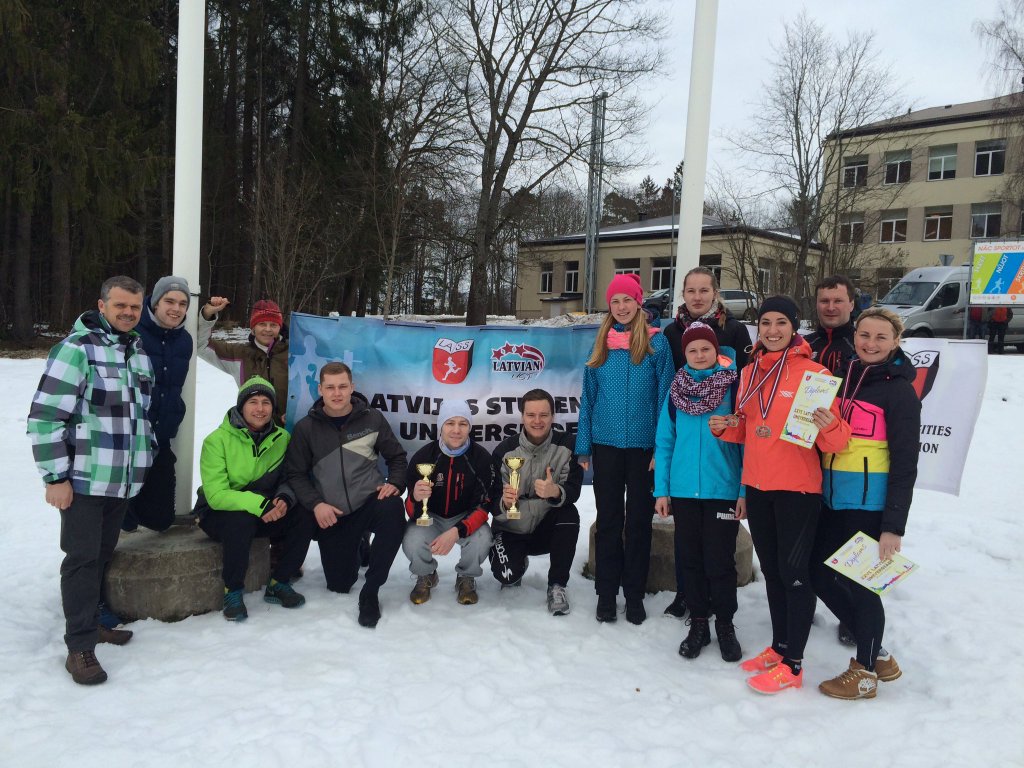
[194,377,313,621]
[403,400,498,606]
[489,389,582,616]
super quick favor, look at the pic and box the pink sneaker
[747,664,803,694]
[739,646,783,673]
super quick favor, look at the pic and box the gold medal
[724,414,741,429]
[755,424,772,438]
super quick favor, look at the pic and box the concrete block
[582,518,755,592]
[104,525,270,622]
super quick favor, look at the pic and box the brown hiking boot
[410,571,439,604]
[65,649,108,685]
[818,658,877,700]
[455,575,478,605]
[98,626,133,646]
[874,653,902,682]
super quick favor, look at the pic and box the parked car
[643,288,673,319]
[719,289,759,321]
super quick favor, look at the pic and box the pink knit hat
[606,273,643,307]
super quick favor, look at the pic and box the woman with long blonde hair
[576,273,674,624]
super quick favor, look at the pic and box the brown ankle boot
[98,626,133,646]
[65,649,108,685]
[455,575,479,605]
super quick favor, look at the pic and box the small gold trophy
[503,456,525,520]
[415,462,435,526]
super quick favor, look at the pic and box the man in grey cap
[121,275,194,534]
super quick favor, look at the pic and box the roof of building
[521,213,823,250]
[831,94,1022,139]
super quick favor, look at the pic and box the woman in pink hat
[576,273,674,625]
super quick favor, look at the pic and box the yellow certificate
[825,531,918,596]
[779,370,841,448]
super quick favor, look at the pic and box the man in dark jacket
[27,276,154,685]
[806,274,858,377]
[285,362,407,628]
[805,274,858,648]
[123,275,194,532]
[489,389,583,616]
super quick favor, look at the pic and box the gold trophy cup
[503,456,526,520]
[415,463,435,526]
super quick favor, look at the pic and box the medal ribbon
[736,348,789,421]
[838,358,874,423]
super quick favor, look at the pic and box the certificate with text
[825,532,918,596]
[779,370,841,448]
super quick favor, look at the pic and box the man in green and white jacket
[27,276,155,686]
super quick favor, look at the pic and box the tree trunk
[13,192,34,342]
[51,169,72,329]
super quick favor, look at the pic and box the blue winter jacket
[137,297,194,447]
[654,358,743,500]
[575,327,674,457]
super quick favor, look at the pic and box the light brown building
[823,95,1024,295]
[515,214,824,320]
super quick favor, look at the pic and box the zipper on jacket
[862,456,869,505]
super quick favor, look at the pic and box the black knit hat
[758,295,800,330]
[237,376,277,411]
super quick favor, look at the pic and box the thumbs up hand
[534,466,560,499]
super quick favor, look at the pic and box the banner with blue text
[286,314,599,455]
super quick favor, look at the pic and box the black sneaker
[715,618,743,662]
[837,622,857,647]
[358,592,381,628]
[223,589,248,621]
[264,580,305,609]
[663,593,688,619]
[596,595,617,623]
[625,598,647,625]
[678,617,711,658]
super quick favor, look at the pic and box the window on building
[613,258,641,275]
[971,203,1002,239]
[975,140,1006,176]
[843,156,868,188]
[650,258,675,291]
[839,215,865,245]
[757,267,772,294]
[923,209,953,241]
[564,261,579,293]
[884,150,911,184]
[879,212,907,243]
[928,145,957,180]
[699,253,722,282]
[539,262,553,293]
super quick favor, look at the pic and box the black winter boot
[596,595,617,623]
[715,618,743,662]
[678,617,711,658]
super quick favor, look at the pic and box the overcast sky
[622,0,1009,190]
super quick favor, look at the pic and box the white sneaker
[547,584,570,616]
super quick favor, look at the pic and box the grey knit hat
[152,275,191,307]
[237,376,277,411]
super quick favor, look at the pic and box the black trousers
[489,504,581,587]
[314,495,405,594]
[199,507,314,592]
[745,487,821,661]
[123,447,176,532]
[989,323,1008,354]
[672,498,739,621]
[592,444,654,600]
[811,506,886,671]
[60,495,127,651]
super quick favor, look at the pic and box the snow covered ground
[3,355,1023,768]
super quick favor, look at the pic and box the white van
[877,265,1024,348]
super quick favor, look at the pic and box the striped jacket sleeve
[27,341,88,483]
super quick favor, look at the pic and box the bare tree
[434,0,665,324]
[976,1,1024,224]
[730,12,903,310]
